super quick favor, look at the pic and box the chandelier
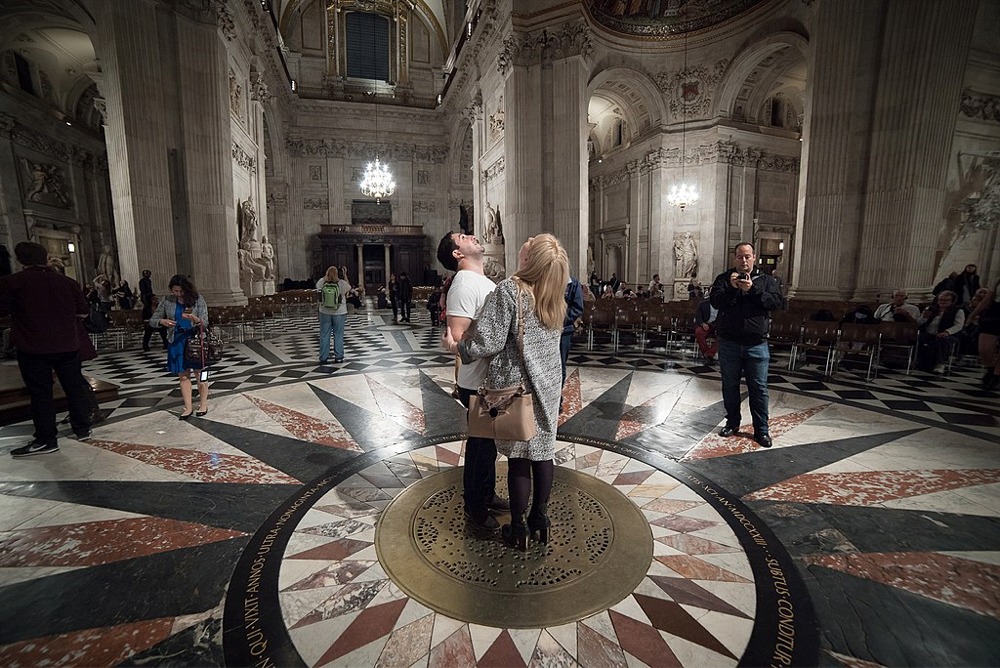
[360,157,396,202]
[668,27,699,210]
[359,15,395,203]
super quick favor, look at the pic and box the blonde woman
[443,234,569,550]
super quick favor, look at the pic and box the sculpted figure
[239,197,259,247]
[238,248,267,282]
[260,236,275,279]
[674,232,698,278]
[96,243,119,285]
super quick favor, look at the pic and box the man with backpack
[316,266,351,364]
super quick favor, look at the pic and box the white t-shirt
[447,269,496,390]
[316,278,351,316]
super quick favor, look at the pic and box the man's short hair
[14,242,49,267]
[734,242,755,255]
[142,269,151,277]
[436,232,459,272]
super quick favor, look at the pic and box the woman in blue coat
[149,275,210,419]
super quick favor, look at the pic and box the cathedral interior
[0,0,998,666]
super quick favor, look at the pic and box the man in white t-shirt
[874,289,920,323]
[437,231,508,531]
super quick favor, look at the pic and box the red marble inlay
[286,537,371,561]
[609,608,681,666]
[478,630,526,668]
[654,555,752,582]
[633,594,738,658]
[649,514,717,533]
[0,617,174,667]
[0,517,245,567]
[88,439,301,484]
[613,469,654,486]
[576,450,604,470]
[435,445,461,468]
[746,469,1000,505]
[804,552,1000,617]
[656,533,742,556]
[559,369,582,426]
[316,598,408,666]
[577,620,628,667]
[283,560,375,592]
[366,376,427,434]
[428,625,476,668]
[246,395,364,452]
[683,404,829,460]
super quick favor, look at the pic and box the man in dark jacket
[561,276,585,385]
[397,272,413,322]
[0,242,94,456]
[710,242,784,448]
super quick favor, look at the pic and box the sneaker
[74,430,93,442]
[11,441,59,457]
[932,364,946,374]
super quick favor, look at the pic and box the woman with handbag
[150,275,209,419]
[443,234,569,551]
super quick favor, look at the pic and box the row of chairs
[579,302,922,381]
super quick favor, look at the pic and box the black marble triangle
[417,370,466,435]
[684,428,925,496]
[0,481,298,533]
[309,383,423,450]
[559,372,633,442]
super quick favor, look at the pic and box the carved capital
[92,97,107,123]
[960,88,1000,124]
[496,20,594,75]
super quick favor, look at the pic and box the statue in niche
[22,159,70,208]
[483,203,505,245]
[458,202,472,235]
[96,242,119,286]
[674,232,698,278]
[238,197,259,247]
[260,236,275,279]
[229,71,242,117]
[587,244,596,277]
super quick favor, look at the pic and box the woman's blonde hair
[324,266,339,282]
[514,233,569,331]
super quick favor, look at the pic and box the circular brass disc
[375,465,653,628]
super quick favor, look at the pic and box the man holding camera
[873,289,920,322]
[710,242,784,448]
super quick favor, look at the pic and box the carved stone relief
[304,197,329,210]
[417,170,429,185]
[232,141,256,174]
[496,20,594,76]
[655,60,728,120]
[19,158,71,208]
[488,96,504,144]
[309,165,322,181]
[961,89,1000,124]
[285,138,448,163]
[673,231,699,279]
[229,69,243,118]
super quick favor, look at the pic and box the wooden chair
[767,313,804,369]
[790,321,840,376]
[831,323,882,381]
[877,321,919,374]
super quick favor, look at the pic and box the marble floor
[0,309,998,667]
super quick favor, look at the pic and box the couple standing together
[438,231,568,550]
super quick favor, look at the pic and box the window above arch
[345,11,391,83]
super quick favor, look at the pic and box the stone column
[355,244,364,287]
[626,160,641,286]
[175,12,243,304]
[550,54,590,277]
[383,244,392,282]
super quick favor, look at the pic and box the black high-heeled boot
[527,503,550,544]
[501,516,528,552]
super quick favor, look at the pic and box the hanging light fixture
[667,27,699,210]
[359,13,395,203]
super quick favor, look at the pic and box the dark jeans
[916,332,957,371]
[559,330,573,385]
[400,300,412,321]
[718,339,770,435]
[457,386,497,514]
[390,299,398,320]
[18,350,93,444]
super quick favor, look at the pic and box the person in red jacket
[0,242,94,456]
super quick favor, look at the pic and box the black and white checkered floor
[31,306,984,442]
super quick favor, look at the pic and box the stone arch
[714,31,808,121]
[587,67,666,155]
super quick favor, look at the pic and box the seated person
[842,303,876,324]
[346,287,363,309]
[916,290,965,373]
[873,289,920,322]
[581,284,597,303]
[694,294,717,362]
[376,285,390,309]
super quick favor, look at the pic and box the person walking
[561,275,584,385]
[317,266,350,364]
[710,242,783,448]
[387,273,399,322]
[443,234,569,550]
[150,275,210,419]
[0,242,94,456]
[437,230,507,530]
[969,277,1000,390]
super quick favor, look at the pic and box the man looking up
[436,231,508,530]
[710,242,783,448]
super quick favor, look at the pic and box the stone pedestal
[251,280,265,296]
[263,279,275,295]
[672,281,688,302]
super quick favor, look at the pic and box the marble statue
[96,243,119,285]
[260,236,275,279]
[674,232,698,278]
[587,244,596,276]
[238,248,267,282]
[484,256,506,282]
[239,197,259,247]
[483,202,497,244]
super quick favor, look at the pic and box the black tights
[506,458,554,521]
